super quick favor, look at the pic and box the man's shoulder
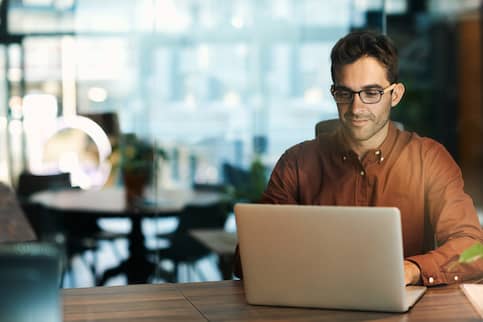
[286,138,318,152]
[401,130,443,148]
[398,130,448,158]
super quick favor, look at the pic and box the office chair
[16,171,98,285]
[154,201,230,282]
[16,171,72,242]
[0,182,36,243]
[314,119,340,137]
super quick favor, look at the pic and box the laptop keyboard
[405,286,427,307]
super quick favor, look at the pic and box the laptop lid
[235,203,426,312]
[0,242,62,322]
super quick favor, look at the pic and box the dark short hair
[330,30,399,84]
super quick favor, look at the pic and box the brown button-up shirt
[255,122,483,286]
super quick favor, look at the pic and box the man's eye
[363,90,380,97]
[336,91,351,98]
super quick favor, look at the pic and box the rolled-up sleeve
[407,142,483,286]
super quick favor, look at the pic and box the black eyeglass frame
[330,83,396,104]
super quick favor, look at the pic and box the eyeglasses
[331,83,396,104]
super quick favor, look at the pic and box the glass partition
[0,0,481,207]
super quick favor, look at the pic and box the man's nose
[349,93,366,113]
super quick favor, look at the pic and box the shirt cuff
[406,254,449,286]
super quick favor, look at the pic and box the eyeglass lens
[332,88,383,104]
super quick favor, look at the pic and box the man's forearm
[408,236,483,286]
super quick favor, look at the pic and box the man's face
[334,56,401,146]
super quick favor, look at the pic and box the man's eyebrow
[334,84,384,91]
[361,84,384,90]
[333,85,352,91]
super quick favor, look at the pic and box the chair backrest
[315,119,340,137]
[175,202,228,234]
[163,202,229,263]
[15,172,72,241]
[223,163,250,189]
[0,182,37,242]
[16,172,72,199]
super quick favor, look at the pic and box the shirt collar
[335,121,399,162]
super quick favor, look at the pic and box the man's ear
[391,83,405,107]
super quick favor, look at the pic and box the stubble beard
[341,111,390,143]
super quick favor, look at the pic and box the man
[234,30,483,286]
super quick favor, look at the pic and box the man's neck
[351,143,375,160]
[343,123,390,159]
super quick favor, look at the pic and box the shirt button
[380,157,384,162]
[360,171,365,176]
[375,150,381,155]
[428,277,434,284]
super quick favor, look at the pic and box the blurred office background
[0,0,482,286]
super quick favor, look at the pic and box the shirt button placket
[356,162,368,205]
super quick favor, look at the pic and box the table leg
[98,216,155,285]
[218,254,234,280]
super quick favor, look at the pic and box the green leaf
[458,242,483,264]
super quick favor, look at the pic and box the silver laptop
[0,242,62,322]
[234,203,426,312]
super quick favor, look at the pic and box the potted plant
[459,242,483,264]
[446,241,483,275]
[111,133,167,206]
[230,157,267,203]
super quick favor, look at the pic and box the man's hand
[404,260,421,285]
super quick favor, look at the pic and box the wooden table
[30,187,224,216]
[63,280,480,321]
[30,187,226,284]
